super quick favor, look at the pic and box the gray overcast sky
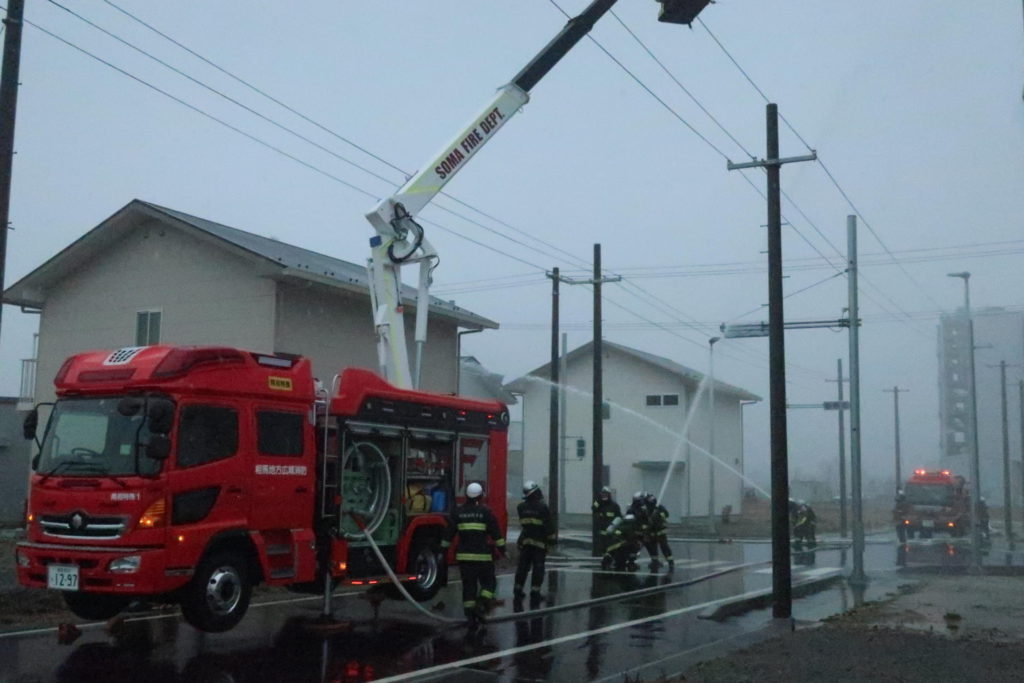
[1,1,1022,490]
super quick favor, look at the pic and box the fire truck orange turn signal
[138,499,166,528]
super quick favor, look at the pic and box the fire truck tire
[62,592,130,621]
[403,536,444,602]
[180,550,252,632]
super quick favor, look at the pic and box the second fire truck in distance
[894,469,970,541]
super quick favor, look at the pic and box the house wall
[33,224,276,403]
[275,281,459,394]
[519,347,746,521]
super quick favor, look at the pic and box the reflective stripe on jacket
[442,501,505,562]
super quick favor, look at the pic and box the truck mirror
[147,434,171,460]
[147,398,175,435]
[117,397,144,417]
[22,409,38,440]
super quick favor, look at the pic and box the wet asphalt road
[4,535,1020,682]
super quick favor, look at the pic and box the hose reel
[339,441,392,540]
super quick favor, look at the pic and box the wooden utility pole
[547,267,562,532]
[727,104,816,619]
[0,0,25,337]
[559,246,619,554]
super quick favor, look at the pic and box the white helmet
[466,482,484,499]
[523,480,540,498]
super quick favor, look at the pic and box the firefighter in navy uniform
[514,481,556,607]
[645,493,674,569]
[627,491,657,566]
[442,482,506,629]
[601,513,642,571]
[592,486,621,555]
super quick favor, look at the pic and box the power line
[697,15,945,311]
[98,0,595,274]
[21,13,555,276]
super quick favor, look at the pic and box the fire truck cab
[17,345,507,632]
[895,469,969,542]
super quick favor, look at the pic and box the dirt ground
[682,573,1024,682]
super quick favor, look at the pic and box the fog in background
[1,1,1022,496]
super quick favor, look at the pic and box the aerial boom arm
[363,0,709,389]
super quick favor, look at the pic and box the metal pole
[1019,379,1024,533]
[708,337,720,532]
[836,359,848,538]
[1000,361,1013,546]
[884,387,908,492]
[560,332,568,517]
[765,104,792,618]
[894,387,902,489]
[592,243,604,553]
[954,273,984,572]
[848,215,866,586]
[548,268,560,529]
[0,0,26,337]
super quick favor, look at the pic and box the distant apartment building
[938,307,1024,506]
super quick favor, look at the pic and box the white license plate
[922,520,935,529]
[47,564,80,591]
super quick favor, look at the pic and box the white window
[136,310,161,346]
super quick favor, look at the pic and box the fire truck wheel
[180,550,252,632]
[62,592,130,621]
[404,536,443,602]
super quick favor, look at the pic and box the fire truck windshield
[37,397,162,477]
[905,483,953,506]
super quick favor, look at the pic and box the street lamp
[947,271,983,572]
[708,336,721,532]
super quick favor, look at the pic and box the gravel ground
[683,573,1024,683]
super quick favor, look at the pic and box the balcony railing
[18,357,36,409]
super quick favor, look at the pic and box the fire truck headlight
[109,555,142,574]
[16,550,30,568]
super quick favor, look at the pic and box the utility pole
[727,103,816,619]
[0,0,26,337]
[559,332,568,517]
[547,267,561,531]
[1019,379,1024,534]
[884,386,909,493]
[848,215,866,586]
[560,245,620,554]
[826,359,849,538]
[948,271,983,573]
[708,336,720,533]
[987,360,1018,547]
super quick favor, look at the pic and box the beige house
[507,341,759,522]
[4,199,497,405]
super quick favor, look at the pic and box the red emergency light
[153,347,245,379]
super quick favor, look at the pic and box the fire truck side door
[248,407,315,530]
[169,402,248,537]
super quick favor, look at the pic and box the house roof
[505,340,760,401]
[3,200,497,330]
[459,356,518,404]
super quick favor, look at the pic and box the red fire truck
[16,345,508,632]
[894,469,970,542]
